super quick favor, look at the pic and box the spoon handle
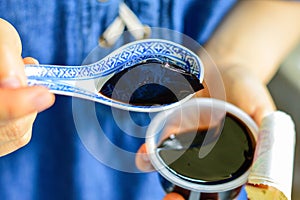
[25,63,103,100]
[25,63,113,81]
[27,77,109,104]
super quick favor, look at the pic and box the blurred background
[268,42,300,199]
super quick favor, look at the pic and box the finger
[227,73,273,118]
[222,66,276,125]
[194,80,210,98]
[23,57,39,65]
[163,192,185,200]
[0,126,32,156]
[239,84,275,125]
[0,86,55,122]
[135,143,155,172]
[0,18,25,87]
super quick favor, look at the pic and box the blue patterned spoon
[25,39,204,112]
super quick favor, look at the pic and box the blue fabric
[0,0,248,199]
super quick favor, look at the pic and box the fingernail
[29,57,39,64]
[30,57,39,64]
[32,90,54,112]
[23,57,39,65]
[0,76,21,88]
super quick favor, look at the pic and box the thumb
[0,19,55,121]
[0,18,25,87]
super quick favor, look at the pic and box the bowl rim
[146,98,258,192]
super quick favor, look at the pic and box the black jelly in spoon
[99,61,204,106]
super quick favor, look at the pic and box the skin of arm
[205,0,300,84]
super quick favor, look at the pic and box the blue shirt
[0,0,248,199]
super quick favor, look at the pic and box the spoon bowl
[25,39,204,112]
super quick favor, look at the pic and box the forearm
[204,0,300,84]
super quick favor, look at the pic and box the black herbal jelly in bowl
[146,98,258,200]
[99,61,203,106]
